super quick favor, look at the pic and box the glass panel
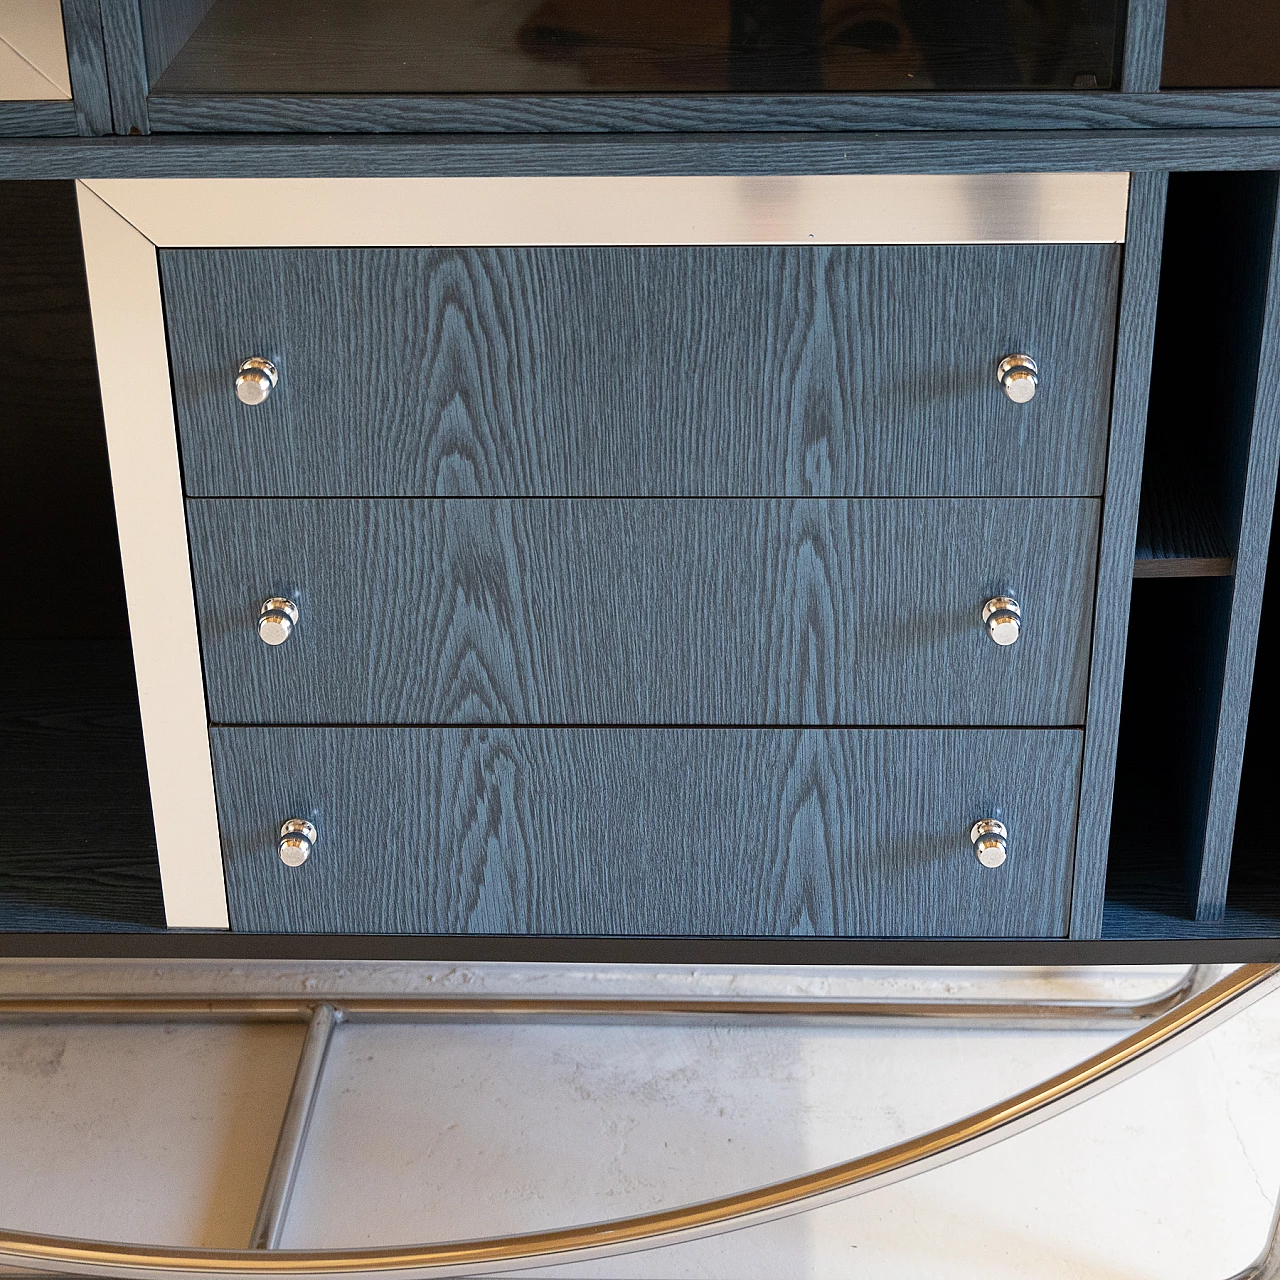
[150,0,1121,96]
[1163,0,1280,88]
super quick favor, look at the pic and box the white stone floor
[0,963,1277,1278]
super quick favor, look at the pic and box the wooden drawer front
[162,244,1120,499]
[213,727,1081,937]
[189,497,1098,727]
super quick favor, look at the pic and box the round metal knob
[235,357,278,406]
[982,596,1022,646]
[970,818,1008,868]
[279,819,316,868]
[257,597,299,646]
[997,354,1039,404]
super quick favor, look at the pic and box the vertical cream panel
[75,182,229,930]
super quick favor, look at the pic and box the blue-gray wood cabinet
[212,727,1084,937]
[160,245,1120,499]
[167,233,1131,939]
[188,497,1099,728]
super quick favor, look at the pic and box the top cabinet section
[143,0,1123,96]
[1162,0,1280,87]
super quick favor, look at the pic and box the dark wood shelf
[1133,454,1234,577]
[1134,556,1234,578]
[0,640,164,932]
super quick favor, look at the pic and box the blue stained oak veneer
[186,497,1099,729]
[160,243,1120,499]
[213,726,1084,938]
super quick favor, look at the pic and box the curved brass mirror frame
[2,963,1277,1279]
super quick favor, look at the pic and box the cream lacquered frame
[75,173,1131,930]
[0,0,71,100]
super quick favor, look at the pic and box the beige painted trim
[0,0,71,100]
[82,173,1130,247]
[73,172,1131,931]
[75,182,229,931]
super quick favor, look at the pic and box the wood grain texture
[136,0,214,87]
[188,497,1099,728]
[60,0,110,135]
[0,640,164,932]
[142,89,1280,135]
[0,101,75,135]
[1133,455,1234,575]
[0,181,130,638]
[1109,175,1268,926]
[15,132,1280,181]
[147,0,1118,96]
[1103,881,1280,937]
[1194,177,1280,919]
[1069,169,1168,938]
[1106,575,1232,922]
[1110,174,1280,925]
[162,244,1120,500]
[212,726,1082,937]
[1121,0,1166,93]
[99,0,148,133]
[1132,557,1232,578]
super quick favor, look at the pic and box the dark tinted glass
[1163,0,1280,87]
[152,0,1121,95]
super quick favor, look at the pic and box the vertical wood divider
[1193,178,1280,919]
[1071,169,1167,938]
[60,0,112,135]
[98,0,149,134]
[1121,0,1168,94]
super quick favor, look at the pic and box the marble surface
[0,964,1275,1278]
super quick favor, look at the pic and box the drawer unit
[161,243,1120,499]
[188,497,1099,727]
[77,172,1142,938]
[212,727,1084,937]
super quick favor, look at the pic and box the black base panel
[1,933,1278,964]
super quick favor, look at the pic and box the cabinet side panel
[1196,175,1280,917]
[75,182,227,929]
[1071,169,1167,937]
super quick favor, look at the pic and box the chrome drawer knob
[279,819,316,867]
[997,354,1039,403]
[257,597,299,646]
[235,357,278,405]
[971,818,1008,868]
[982,596,1022,646]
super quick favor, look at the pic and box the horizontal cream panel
[83,173,1130,247]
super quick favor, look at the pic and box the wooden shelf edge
[1133,555,1235,578]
